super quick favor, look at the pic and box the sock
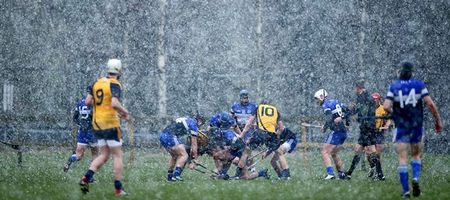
[114,180,122,190]
[84,170,95,181]
[258,169,267,177]
[347,154,361,175]
[281,169,290,177]
[411,160,421,182]
[370,153,383,176]
[235,167,243,177]
[398,165,409,193]
[326,166,334,175]
[173,167,183,177]
[221,163,231,175]
[367,154,375,169]
[275,167,282,177]
[167,169,174,179]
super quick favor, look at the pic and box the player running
[383,61,442,198]
[79,58,129,196]
[64,96,98,181]
[371,92,391,164]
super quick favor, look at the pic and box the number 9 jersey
[386,78,429,129]
[88,77,123,131]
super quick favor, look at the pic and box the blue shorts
[323,131,347,145]
[394,127,423,144]
[77,129,97,145]
[159,132,181,149]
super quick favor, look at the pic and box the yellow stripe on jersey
[256,104,279,133]
[375,104,388,129]
[91,77,122,130]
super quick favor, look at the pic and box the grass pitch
[1,147,449,200]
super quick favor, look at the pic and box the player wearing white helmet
[80,58,129,196]
[314,89,351,180]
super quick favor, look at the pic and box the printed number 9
[96,89,104,105]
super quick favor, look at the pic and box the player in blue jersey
[314,89,350,180]
[383,61,442,198]
[270,128,298,180]
[345,80,385,181]
[160,116,201,181]
[230,89,258,141]
[209,112,269,180]
[63,96,98,180]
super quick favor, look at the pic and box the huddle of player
[160,61,443,198]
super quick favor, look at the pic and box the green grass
[1,148,450,200]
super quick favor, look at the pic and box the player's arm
[423,95,443,132]
[275,114,284,136]
[110,83,129,120]
[240,115,255,138]
[322,109,333,133]
[72,107,80,126]
[85,85,94,106]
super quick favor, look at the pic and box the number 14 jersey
[386,78,429,129]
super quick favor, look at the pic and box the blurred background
[0,0,448,152]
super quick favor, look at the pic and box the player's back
[256,104,279,133]
[91,77,122,130]
[387,78,427,129]
[76,99,92,131]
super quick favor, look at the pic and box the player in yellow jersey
[371,92,391,164]
[79,59,129,196]
[234,100,284,180]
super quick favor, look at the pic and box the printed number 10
[260,106,275,116]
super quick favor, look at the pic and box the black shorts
[93,127,121,142]
[357,127,376,146]
[248,130,279,151]
[374,131,385,145]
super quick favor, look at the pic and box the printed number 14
[399,89,417,108]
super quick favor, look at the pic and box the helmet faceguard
[314,89,328,106]
[239,90,249,105]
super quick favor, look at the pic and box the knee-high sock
[347,154,361,175]
[369,153,383,175]
[398,165,409,193]
[411,160,421,182]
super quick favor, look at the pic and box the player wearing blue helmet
[230,90,258,142]
[383,61,442,198]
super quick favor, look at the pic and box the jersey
[322,99,349,132]
[355,90,376,129]
[375,104,389,129]
[230,102,257,127]
[73,98,92,132]
[386,78,429,129]
[163,117,199,137]
[255,104,280,134]
[89,77,122,130]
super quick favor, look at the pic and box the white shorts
[77,142,98,148]
[97,139,123,147]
